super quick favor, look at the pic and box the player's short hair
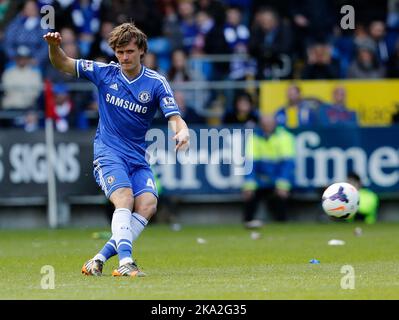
[108,23,148,57]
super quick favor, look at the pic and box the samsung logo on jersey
[106,94,148,114]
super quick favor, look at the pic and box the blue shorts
[93,147,158,199]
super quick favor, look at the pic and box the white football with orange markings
[322,182,359,220]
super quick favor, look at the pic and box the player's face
[115,40,144,73]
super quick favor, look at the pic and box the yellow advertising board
[259,80,399,126]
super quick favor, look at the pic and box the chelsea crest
[138,91,151,103]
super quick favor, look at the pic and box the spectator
[331,38,355,78]
[224,0,253,24]
[143,51,165,75]
[20,110,40,132]
[4,0,48,69]
[60,27,80,59]
[167,48,208,111]
[387,38,399,77]
[151,88,205,126]
[347,172,379,225]
[369,20,392,65]
[224,6,249,52]
[174,90,205,124]
[0,0,20,75]
[192,10,229,56]
[69,0,103,57]
[301,42,340,79]
[89,21,116,62]
[0,0,20,34]
[387,0,399,30]
[331,20,358,78]
[190,10,230,80]
[81,87,100,129]
[242,113,296,227]
[249,7,293,79]
[145,1,173,75]
[195,0,226,27]
[223,6,255,80]
[102,0,134,25]
[353,23,371,47]
[252,0,290,21]
[1,45,42,111]
[318,86,358,127]
[223,91,258,128]
[290,0,336,58]
[177,0,198,54]
[167,48,204,82]
[161,0,184,51]
[348,39,386,79]
[274,84,318,129]
[143,51,158,70]
[53,83,73,132]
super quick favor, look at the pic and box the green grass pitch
[0,222,398,299]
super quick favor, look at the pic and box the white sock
[111,208,133,266]
[93,253,107,263]
[130,212,148,242]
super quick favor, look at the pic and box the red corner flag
[44,79,58,120]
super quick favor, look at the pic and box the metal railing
[0,53,295,120]
[0,80,261,121]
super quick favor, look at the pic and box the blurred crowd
[1,0,399,131]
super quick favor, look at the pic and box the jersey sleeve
[75,59,108,87]
[156,77,181,118]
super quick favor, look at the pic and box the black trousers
[243,188,288,222]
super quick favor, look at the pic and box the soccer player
[43,23,190,277]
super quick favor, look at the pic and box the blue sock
[100,239,117,259]
[94,238,117,262]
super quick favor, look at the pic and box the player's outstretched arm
[43,32,76,76]
[168,115,190,151]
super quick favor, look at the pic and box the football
[322,182,359,220]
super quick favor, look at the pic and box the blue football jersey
[75,59,181,165]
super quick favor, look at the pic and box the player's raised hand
[173,128,190,151]
[43,32,62,46]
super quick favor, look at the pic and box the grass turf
[0,222,398,299]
